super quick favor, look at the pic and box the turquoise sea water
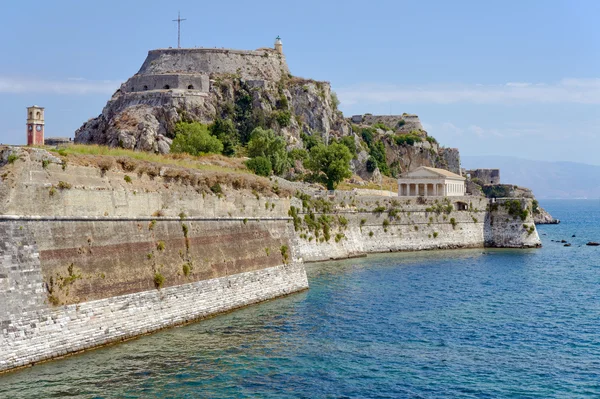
[1,199,600,398]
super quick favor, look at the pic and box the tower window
[187,85,194,90]
[143,85,148,91]
[36,112,41,119]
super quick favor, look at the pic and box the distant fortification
[122,47,289,94]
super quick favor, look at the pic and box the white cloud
[337,78,600,105]
[0,76,120,95]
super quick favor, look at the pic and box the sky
[0,0,598,164]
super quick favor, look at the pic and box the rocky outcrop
[533,207,560,224]
[75,47,348,154]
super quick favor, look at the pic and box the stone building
[466,168,500,185]
[120,37,288,95]
[26,106,44,146]
[398,166,466,197]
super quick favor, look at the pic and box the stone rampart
[291,195,540,262]
[123,73,210,93]
[0,217,307,373]
[360,114,424,133]
[137,48,290,81]
[467,169,500,185]
[0,151,540,372]
[0,154,307,373]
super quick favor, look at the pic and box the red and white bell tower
[26,105,45,146]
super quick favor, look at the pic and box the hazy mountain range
[461,156,600,199]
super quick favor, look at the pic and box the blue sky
[1,0,598,164]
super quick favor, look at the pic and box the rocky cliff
[75,46,349,154]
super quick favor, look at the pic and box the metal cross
[172,11,186,48]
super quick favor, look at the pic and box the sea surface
[1,199,599,398]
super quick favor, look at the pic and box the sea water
[1,200,599,398]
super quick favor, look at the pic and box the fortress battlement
[135,46,289,82]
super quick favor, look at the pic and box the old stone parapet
[123,73,210,93]
[137,47,290,81]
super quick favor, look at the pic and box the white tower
[274,36,283,54]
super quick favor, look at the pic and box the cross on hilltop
[172,11,186,48]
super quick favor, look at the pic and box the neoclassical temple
[398,166,466,197]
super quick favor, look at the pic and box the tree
[339,136,357,157]
[171,122,223,155]
[209,118,239,156]
[305,143,353,190]
[245,156,272,177]
[247,127,289,175]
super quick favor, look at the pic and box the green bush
[503,199,529,221]
[209,118,239,156]
[210,183,223,195]
[57,181,72,190]
[394,134,421,146]
[124,175,132,183]
[301,133,322,150]
[171,122,224,155]
[366,156,378,173]
[450,218,457,229]
[483,185,513,198]
[7,154,18,164]
[272,110,292,127]
[330,92,340,110]
[280,245,289,264]
[246,156,272,177]
[289,148,308,162]
[339,136,357,157]
[396,119,406,128]
[182,263,191,277]
[532,199,540,214]
[305,143,353,190]
[154,272,165,289]
[373,122,392,131]
[369,141,389,176]
[426,136,438,145]
[247,127,289,175]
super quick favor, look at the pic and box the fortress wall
[485,199,541,248]
[467,169,501,185]
[0,216,307,373]
[292,196,540,262]
[137,48,290,81]
[124,74,210,93]
[294,210,487,262]
[361,114,424,132]
[1,160,292,219]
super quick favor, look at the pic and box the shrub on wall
[153,272,165,289]
[246,156,272,177]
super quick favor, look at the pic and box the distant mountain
[461,156,600,199]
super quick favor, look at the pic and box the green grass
[59,144,249,174]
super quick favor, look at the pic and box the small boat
[586,242,600,246]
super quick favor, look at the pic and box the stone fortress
[121,39,289,95]
[0,34,557,375]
